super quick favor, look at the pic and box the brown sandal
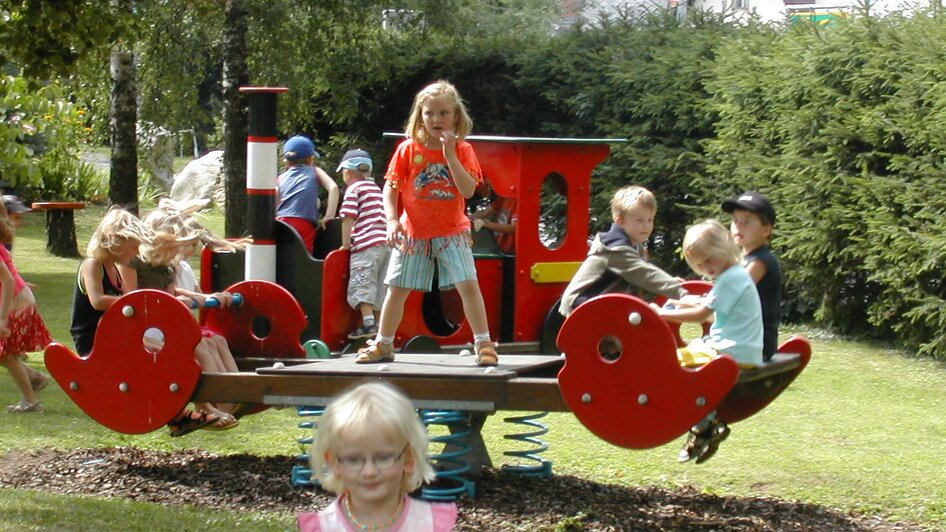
[355,339,395,364]
[475,341,499,367]
[202,413,240,431]
[168,408,218,437]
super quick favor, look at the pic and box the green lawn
[2,205,945,529]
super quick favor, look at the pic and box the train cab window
[539,172,568,250]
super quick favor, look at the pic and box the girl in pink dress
[298,382,457,531]
[0,202,53,413]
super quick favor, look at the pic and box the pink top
[298,495,457,532]
[384,138,482,240]
[0,246,27,296]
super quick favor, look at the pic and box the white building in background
[672,0,936,24]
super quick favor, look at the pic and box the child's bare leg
[456,280,498,365]
[20,358,46,381]
[207,335,239,413]
[193,340,228,416]
[378,286,411,339]
[357,302,374,321]
[193,338,239,416]
[210,335,239,372]
[1,355,39,405]
[455,280,490,336]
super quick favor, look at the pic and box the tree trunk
[109,42,139,215]
[222,0,250,238]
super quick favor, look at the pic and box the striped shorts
[385,232,477,291]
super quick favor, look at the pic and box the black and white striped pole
[239,86,288,281]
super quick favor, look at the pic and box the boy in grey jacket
[559,185,686,317]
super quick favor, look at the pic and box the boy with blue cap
[276,135,339,254]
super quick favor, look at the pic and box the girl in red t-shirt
[356,80,498,366]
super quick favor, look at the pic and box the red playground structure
[43,88,810,479]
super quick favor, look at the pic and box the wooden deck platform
[194,353,568,412]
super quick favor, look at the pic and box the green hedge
[700,12,946,357]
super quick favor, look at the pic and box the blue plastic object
[420,410,476,501]
[502,411,553,477]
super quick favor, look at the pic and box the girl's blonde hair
[311,382,435,495]
[147,198,248,253]
[404,80,473,145]
[683,219,742,277]
[86,207,148,261]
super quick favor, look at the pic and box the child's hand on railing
[202,292,244,308]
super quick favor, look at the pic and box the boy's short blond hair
[683,219,743,277]
[611,185,656,220]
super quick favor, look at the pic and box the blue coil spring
[502,411,553,477]
[291,405,325,487]
[420,410,476,501]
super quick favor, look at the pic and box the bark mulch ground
[0,447,925,531]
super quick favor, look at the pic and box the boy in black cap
[722,191,781,362]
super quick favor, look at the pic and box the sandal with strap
[7,400,43,413]
[168,408,219,437]
[202,412,240,431]
[355,339,394,364]
[475,341,499,367]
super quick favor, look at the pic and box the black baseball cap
[721,191,775,226]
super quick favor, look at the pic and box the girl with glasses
[299,382,457,531]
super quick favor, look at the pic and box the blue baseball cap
[336,148,373,173]
[283,136,319,160]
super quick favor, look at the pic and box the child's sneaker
[348,323,378,340]
[694,421,730,464]
[355,339,394,364]
[678,419,730,463]
[474,340,499,367]
[7,400,43,413]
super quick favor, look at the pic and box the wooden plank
[192,373,569,412]
[255,353,563,379]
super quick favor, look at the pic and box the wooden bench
[31,201,86,257]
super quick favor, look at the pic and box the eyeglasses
[336,445,408,473]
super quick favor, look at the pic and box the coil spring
[420,410,476,501]
[502,411,553,477]
[290,405,325,487]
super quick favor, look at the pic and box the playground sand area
[0,447,920,531]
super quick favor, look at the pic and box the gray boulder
[170,150,226,206]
